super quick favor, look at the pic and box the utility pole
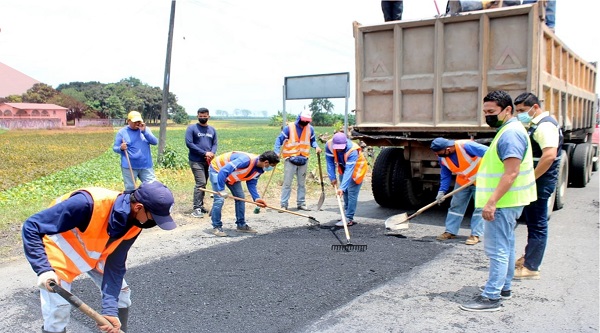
[158,0,176,163]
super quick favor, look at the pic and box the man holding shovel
[22,180,177,332]
[208,151,280,236]
[431,137,488,245]
[325,132,369,226]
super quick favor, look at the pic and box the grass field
[0,119,343,258]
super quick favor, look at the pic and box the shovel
[385,179,476,231]
[48,280,125,333]
[198,187,320,226]
[316,151,326,211]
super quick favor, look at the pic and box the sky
[1,0,599,116]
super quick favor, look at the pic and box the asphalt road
[1,172,598,333]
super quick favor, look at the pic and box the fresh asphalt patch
[8,223,446,333]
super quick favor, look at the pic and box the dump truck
[351,3,598,212]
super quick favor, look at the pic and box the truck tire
[569,143,592,187]
[371,148,403,208]
[393,160,425,209]
[553,150,568,211]
[592,145,599,172]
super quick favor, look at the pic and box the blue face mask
[517,106,534,124]
[263,166,274,172]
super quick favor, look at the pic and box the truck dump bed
[352,4,597,145]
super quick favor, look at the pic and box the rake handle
[408,179,476,220]
[334,185,352,243]
[197,187,312,219]
[122,138,136,187]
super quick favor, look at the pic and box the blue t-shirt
[185,123,218,162]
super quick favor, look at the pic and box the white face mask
[517,105,534,124]
[263,165,274,172]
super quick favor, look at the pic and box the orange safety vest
[327,140,368,184]
[42,188,141,283]
[281,123,311,158]
[440,139,481,186]
[211,152,259,184]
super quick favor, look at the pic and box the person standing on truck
[460,90,536,312]
[185,107,218,218]
[512,92,562,280]
[273,109,322,211]
[381,0,403,22]
[523,0,556,31]
[430,137,488,245]
[325,132,369,226]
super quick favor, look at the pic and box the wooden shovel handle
[197,187,312,219]
[316,151,325,191]
[408,179,476,220]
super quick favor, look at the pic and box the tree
[171,104,189,125]
[309,98,335,126]
[22,83,58,103]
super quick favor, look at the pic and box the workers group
[24,88,561,332]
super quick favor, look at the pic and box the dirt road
[1,173,598,332]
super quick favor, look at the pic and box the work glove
[97,315,121,333]
[435,191,445,205]
[37,271,58,292]
[218,191,229,199]
[255,199,267,208]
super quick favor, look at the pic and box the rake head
[331,243,368,252]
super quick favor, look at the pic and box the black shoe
[200,207,209,214]
[478,286,512,300]
[459,295,501,312]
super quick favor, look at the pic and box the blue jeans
[522,168,558,271]
[381,1,403,22]
[209,171,246,229]
[280,159,308,208]
[341,178,362,221]
[444,183,484,237]
[481,206,523,300]
[190,161,209,210]
[523,0,555,28]
[121,167,156,191]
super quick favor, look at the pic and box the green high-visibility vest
[475,121,537,208]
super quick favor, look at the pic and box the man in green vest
[460,90,537,312]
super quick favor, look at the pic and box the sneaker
[297,205,311,211]
[515,255,525,269]
[200,207,210,214]
[465,235,480,245]
[513,266,541,280]
[236,224,258,233]
[478,286,512,300]
[459,295,502,312]
[335,220,356,227]
[191,208,204,218]
[436,232,456,241]
[212,227,227,237]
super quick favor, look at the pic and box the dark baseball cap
[133,180,176,230]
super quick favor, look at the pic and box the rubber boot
[118,307,129,332]
[41,326,66,333]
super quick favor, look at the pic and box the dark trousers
[381,1,403,22]
[190,161,209,210]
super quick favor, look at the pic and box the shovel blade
[385,213,410,230]
[316,191,325,211]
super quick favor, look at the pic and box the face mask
[517,112,533,124]
[198,118,208,124]
[131,218,157,229]
[298,121,309,127]
[263,165,274,172]
[485,110,507,128]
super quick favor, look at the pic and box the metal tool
[385,179,476,231]
[316,151,326,211]
[48,280,124,333]
[198,187,320,226]
[331,185,367,252]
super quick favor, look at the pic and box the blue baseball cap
[430,137,455,151]
[133,180,176,230]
